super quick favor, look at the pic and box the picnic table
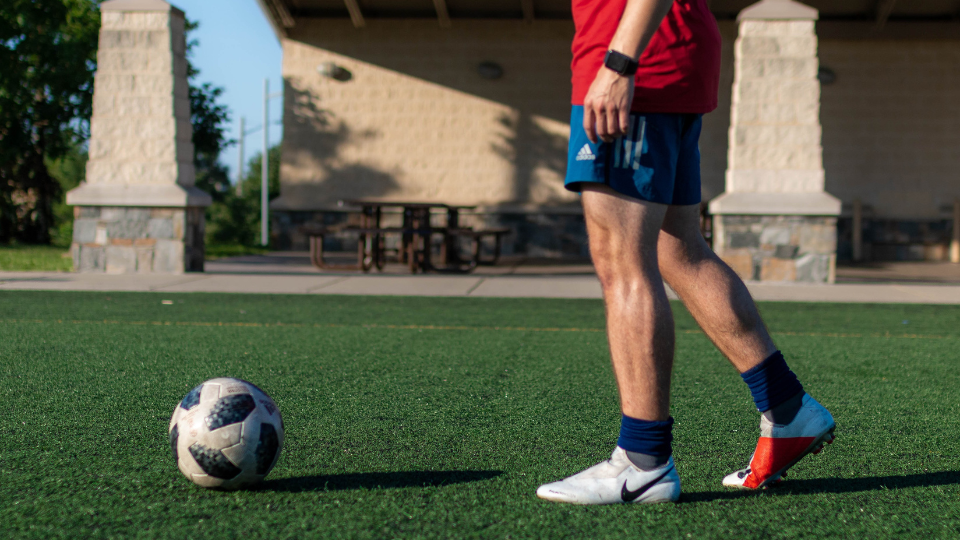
[307,200,509,273]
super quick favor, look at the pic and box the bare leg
[582,185,673,421]
[657,204,776,373]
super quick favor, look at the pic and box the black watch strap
[603,50,639,76]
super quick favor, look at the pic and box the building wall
[277,19,733,212]
[277,19,577,212]
[819,39,960,220]
[276,19,959,257]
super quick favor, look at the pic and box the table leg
[442,208,458,265]
[401,208,413,265]
[373,206,385,271]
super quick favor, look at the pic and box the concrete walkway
[2,253,959,303]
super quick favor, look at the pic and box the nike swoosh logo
[621,465,675,502]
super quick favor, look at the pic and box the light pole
[235,116,245,197]
[261,78,282,247]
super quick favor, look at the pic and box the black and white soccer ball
[168,378,284,489]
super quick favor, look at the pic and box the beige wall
[276,19,959,220]
[276,19,577,211]
[819,39,960,219]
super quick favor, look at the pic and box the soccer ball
[168,378,284,489]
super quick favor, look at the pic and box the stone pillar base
[714,215,837,283]
[71,206,205,274]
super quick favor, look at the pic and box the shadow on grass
[684,470,960,503]
[258,470,504,493]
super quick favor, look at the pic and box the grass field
[2,291,958,539]
[0,245,72,272]
[0,243,268,271]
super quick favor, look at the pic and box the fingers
[595,109,610,143]
[585,104,628,144]
[606,107,623,143]
[584,107,598,144]
[597,107,625,143]
[619,108,631,139]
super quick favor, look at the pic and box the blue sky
[172,0,283,183]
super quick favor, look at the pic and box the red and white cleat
[723,394,835,490]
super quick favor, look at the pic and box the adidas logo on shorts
[576,144,595,161]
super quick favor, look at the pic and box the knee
[658,235,713,282]
[592,248,658,297]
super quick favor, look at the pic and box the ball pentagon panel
[168,378,283,490]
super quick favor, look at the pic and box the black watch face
[605,51,633,75]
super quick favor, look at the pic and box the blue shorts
[565,106,703,206]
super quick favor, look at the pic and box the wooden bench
[445,227,511,268]
[308,226,511,273]
[308,226,433,272]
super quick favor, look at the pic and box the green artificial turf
[1,291,958,539]
[0,245,72,272]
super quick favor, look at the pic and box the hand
[583,68,635,144]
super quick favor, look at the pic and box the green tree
[206,145,280,246]
[0,0,99,244]
[46,143,87,246]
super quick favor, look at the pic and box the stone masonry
[71,206,204,273]
[714,215,836,283]
[709,0,841,282]
[66,0,210,273]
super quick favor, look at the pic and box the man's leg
[536,184,681,505]
[584,185,673,423]
[657,204,835,489]
[657,205,775,372]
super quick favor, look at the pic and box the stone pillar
[66,0,210,274]
[708,0,841,283]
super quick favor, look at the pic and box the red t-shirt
[571,0,722,114]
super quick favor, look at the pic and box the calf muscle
[658,206,776,372]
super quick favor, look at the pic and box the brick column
[66,0,210,273]
[708,0,841,283]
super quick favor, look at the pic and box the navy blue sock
[741,351,804,418]
[618,415,673,471]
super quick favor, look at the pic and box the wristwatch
[603,50,639,76]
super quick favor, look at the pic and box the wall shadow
[682,470,960,503]
[493,110,570,205]
[286,21,574,208]
[256,469,503,493]
[489,109,588,256]
[281,82,399,203]
[275,83,401,249]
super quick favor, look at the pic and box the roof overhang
[258,0,960,40]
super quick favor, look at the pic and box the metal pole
[852,199,863,262]
[951,198,960,263]
[261,79,269,247]
[236,116,245,197]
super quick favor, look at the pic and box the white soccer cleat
[723,394,836,490]
[536,447,680,505]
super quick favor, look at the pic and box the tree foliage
[2,5,253,248]
[0,0,99,244]
[207,146,280,247]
